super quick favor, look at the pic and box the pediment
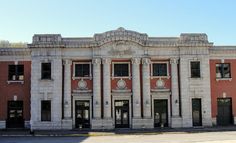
[94,27,148,46]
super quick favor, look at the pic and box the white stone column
[102,58,111,119]
[142,58,151,118]
[62,59,72,129]
[92,58,101,119]
[170,58,180,117]
[132,58,141,118]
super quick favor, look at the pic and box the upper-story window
[216,63,231,78]
[8,65,24,81]
[41,63,51,79]
[190,61,201,78]
[74,63,91,78]
[113,63,129,77]
[152,63,168,76]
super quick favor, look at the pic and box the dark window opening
[153,63,167,76]
[191,61,200,78]
[75,64,90,77]
[8,65,24,80]
[41,63,51,79]
[216,63,231,78]
[114,64,129,77]
[41,100,51,121]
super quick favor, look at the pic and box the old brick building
[0,28,235,129]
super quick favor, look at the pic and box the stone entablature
[27,27,213,49]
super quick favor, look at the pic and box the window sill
[151,76,170,79]
[39,79,54,82]
[111,76,131,80]
[7,80,24,84]
[216,78,232,81]
[72,77,92,80]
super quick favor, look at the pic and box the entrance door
[192,98,202,126]
[154,99,168,127]
[115,100,129,128]
[217,98,233,126]
[75,100,90,128]
[7,101,24,128]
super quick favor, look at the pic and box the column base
[132,118,145,129]
[62,118,73,130]
[91,118,114,129]
[134,118,154,129]
[171,116,182,128]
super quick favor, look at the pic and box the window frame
[112,62,131,78]
[8,64,24,81]
[190,61,201,78]
[151,61,169,78]
[216,63,231,79]
[41,100,51,122]
[41,62,52,80]
[73,62,92,79]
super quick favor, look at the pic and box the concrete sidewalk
[1,126,236,137]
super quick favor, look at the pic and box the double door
[115,100,129,128]
[217,98,232,126]
[75,100,90,128]
[7,101,24,128]
[154,99,168,127]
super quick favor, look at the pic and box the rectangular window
[114,63,129,77]
[41,100,51,121]
[191,61,200,78]
[8,65,24,81]
[41,63,51,79]
[152,63,167,76]
[74,63,90,77]
[216,63,231,78]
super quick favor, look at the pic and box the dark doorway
[115,100,129,128]
[75,100,90,128]
[7,101,24,128]
[217,98,233,126]
[192,98,202,126]
[154,99,168,127]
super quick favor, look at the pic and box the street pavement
[1,131,236,143]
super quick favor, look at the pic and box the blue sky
[0,0,235,45]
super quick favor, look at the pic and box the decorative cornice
[0,48,30,56]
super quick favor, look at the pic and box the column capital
[63,59,72,65]
[170,58,179,64]
[102,58,111,64]
[92,58,101,65]
[142,58,151,65]
[131,58,140,65]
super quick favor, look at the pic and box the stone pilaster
[92,58,102,119]
[62,59,72,129]
[102,58,111,119]
[142,58,151,118]
[170,58,182,128]
[132,58,141,118]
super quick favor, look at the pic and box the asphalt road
[1,131,236,143]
